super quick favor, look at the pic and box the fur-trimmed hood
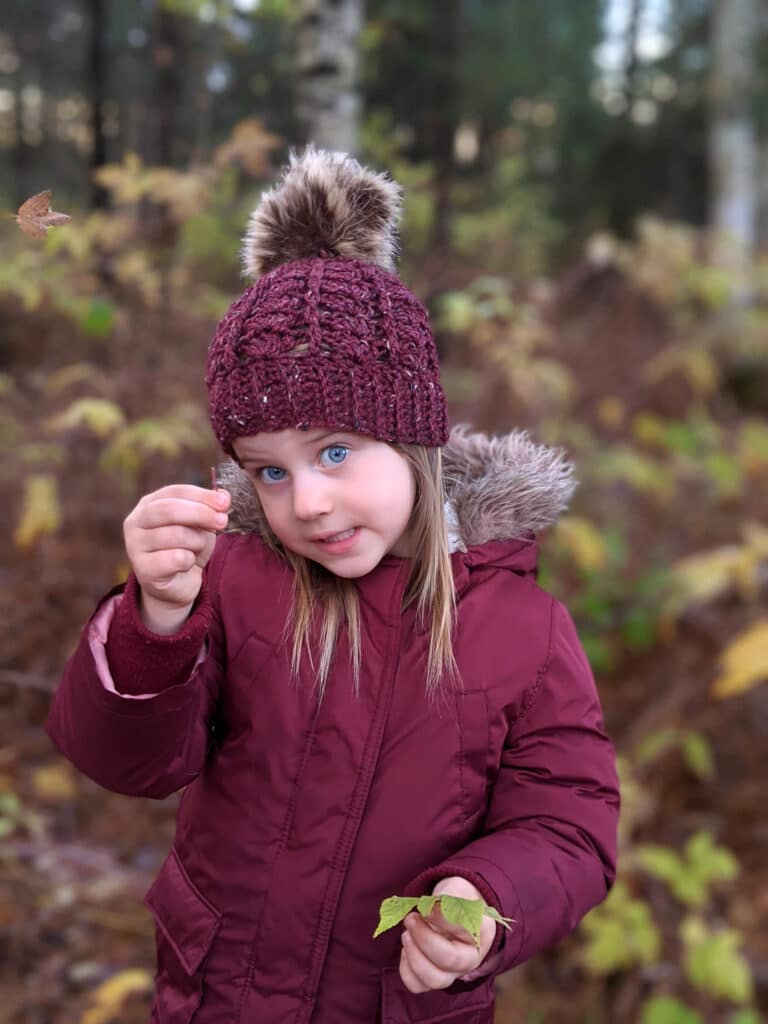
[216,425,576,555]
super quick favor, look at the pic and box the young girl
[46,148,620,1024]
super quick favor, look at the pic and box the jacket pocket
[380,967,494,1023]
[144,848,222,1024]
[456,691,491,830]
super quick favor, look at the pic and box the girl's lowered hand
[398,876,497,993]
[123,484,231,627]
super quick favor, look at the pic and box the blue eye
[321,445,349,467]
[259,466,287,483]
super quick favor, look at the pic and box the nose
[291,471,333,521]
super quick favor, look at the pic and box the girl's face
[232,428,416,578]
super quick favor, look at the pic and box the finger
[399,945,429,994]
[400,930,458,991]
[137,547,199,580]
[404,915,478,976]
[141,525,211,555]
[138,497,228,533]
[151,484,231,509]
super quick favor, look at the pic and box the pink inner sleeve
[90,594,208,700]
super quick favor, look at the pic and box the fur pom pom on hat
[206,146,448,458]
[242,147,403,278]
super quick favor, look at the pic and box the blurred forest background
[0,0,767,1022]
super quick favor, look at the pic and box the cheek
[368,463,415,523]
[255,491,289,535]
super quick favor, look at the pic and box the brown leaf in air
[16,190,71,238]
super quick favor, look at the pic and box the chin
[317,559,375,579]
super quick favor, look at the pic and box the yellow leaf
[665,545,752,616]
[596,396,625,429]
[44,363,112,396]
[632,412,666,447]
[46,398,126,439]
[711,621,768,698]
[80,969,154,1024]
[14,475,61,549]
[642,344,719,398]
[31,762,78,802]
[555,516,609,572]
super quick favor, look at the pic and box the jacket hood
[216,425,576,554]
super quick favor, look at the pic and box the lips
[313,528,356,544]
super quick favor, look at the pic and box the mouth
[311,527,360,551]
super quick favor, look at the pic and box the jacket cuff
[105,573,212,695]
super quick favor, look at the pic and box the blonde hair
[254,444,459,704]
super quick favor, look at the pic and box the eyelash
[255,444,350,484]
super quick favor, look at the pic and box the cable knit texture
[205,255,448,458]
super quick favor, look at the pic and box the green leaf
[81,297,115,336]
[640,996,703,1024]
[635,727,680,766]
[373,896,420,938]
[681,918,753,1003]
[482,904,515,930]
[416,895,439,918]
[636,832,738,906]
[681,732,715,780]
[729,1011,764,1024]
[579,881,661,974]
[373,894,514,945]
[438,896,485,949]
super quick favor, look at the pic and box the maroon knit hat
[206,147,448,460]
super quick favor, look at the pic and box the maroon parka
[46,427,620,1024]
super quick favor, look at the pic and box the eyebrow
[238,430,345,463]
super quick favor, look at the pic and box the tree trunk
[623,0,643,106]
[425,0,461,254]
[147,1,185,167]
[294,0,363,154]
[88,0,108,208]
[708,0,758,258]
[757,2,768,248]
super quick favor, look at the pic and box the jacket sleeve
[44,538,232,800]
[407,598,620,977]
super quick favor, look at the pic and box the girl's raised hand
[123,484,231,628]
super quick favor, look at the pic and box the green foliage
[640,997,703,1024]
[0,792,46,839]
[451,156,561,276]
[635,727,715,781]
[634,832,738,907]
[579,881,661,974]
[681,917,754,1004]
[100,402,211,483]
[729,1011,764,1024]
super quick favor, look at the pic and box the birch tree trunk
[708,0,758,258]
[295,0,363,154]
[757,2,768,248]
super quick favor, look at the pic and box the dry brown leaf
[16,190,71,238]
[214,117,281,175]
